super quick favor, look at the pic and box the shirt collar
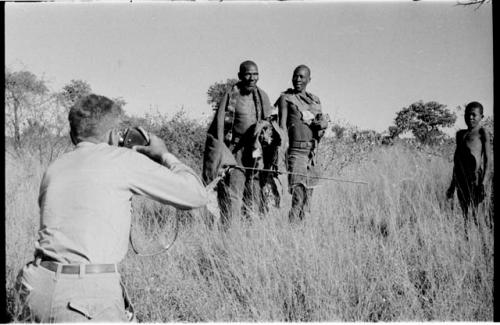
[76,141,105,148]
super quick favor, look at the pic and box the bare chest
[461,130,483,159]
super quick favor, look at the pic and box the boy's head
[465,101,484,115]
[464,101,484,129]
[68,94,124,144]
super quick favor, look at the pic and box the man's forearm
[161,152,182,169]
[155,153,209,209]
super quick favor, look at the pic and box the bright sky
[5,1,493,133]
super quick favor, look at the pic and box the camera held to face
[118,126,150,148]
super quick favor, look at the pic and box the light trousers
[15,260,130,322]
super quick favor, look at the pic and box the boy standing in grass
[446,101,491,236]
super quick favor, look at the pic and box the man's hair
[239,60,258,74]
[465,101,483,115]
[294,64,311,77]
[68,94,123,142]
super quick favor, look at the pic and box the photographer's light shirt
[35,141,209,264]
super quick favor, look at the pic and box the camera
[118,126,150,148]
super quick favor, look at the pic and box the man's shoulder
[276,89,295,101]
[478,126,488,135]
[306,92,321,104]
[79,143,149,166]
[477,126,491,141]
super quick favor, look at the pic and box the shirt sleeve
[123,150,209,210]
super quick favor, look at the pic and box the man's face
[292,68,310,92]
[464,107,483,129]
[239,64,259,92]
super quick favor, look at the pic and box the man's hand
[133,134,169,163]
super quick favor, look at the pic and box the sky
[5,0,493,134]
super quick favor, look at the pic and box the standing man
[276,65,329,222]
[15,94,209,322]
[207,60,275,226]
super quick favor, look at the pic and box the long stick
[234,165,369,185]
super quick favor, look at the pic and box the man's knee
[291,184,307,203]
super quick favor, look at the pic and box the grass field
[5,140,493,322]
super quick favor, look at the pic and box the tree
[5,69,50,149]
[113,97,127,108]
[392,101,457,145]
[156,109,207,172]
[388,125,400,138]
[206,78,238,110]
[483,115,493,145]
[59,79,92,107]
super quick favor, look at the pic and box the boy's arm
[446,131,460,198]
[480,127,492,185]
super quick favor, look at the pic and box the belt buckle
[79,264,85,277]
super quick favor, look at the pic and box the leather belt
[40,260,117,274]
[290,141,313,149]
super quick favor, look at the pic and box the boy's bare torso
[456,127,485,176]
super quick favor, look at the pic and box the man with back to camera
[14,94,209,322]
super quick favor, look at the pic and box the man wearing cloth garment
[15,94,209,322]
[208,60,275,226]
[276,65,329,222]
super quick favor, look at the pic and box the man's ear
[107,129,122,146]
[107,129,118,146]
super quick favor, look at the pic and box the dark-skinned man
[276,65,329,222]
[206,60,275,227]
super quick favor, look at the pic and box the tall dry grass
[5,142,493,322]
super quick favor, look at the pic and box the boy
[446,101,491,235]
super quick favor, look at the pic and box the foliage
[155,109,208,173]
[5,69,50,149]
[59,79,92,107]
[206,78,238,110]
[391,101,456,145]
[331,123,347,139]
[4,69,134,163]
[4,69,492,321]
[388,125,399,138]
[482,116,493,144]
[120,108,208,173]
[5,70,95,163]
[5,141,493,322]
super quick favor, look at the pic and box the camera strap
[129,215,179,257]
